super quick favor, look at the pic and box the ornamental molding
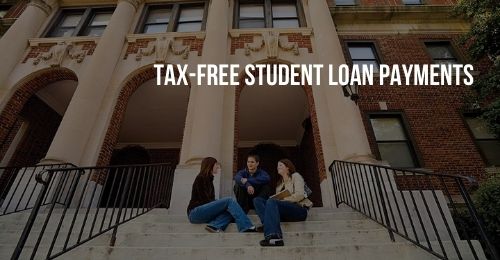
[32,41,89,66]
[28,0,53,16]
[119,0,143,11]
[133,36,192,62]
[244,31,299,59]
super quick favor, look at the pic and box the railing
[11,163,175,260]
[0,164,76,216]
[329,160,499,260]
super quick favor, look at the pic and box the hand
[241,178,247,185]
[247,186,254,195]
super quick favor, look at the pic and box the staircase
[0,206,485,259]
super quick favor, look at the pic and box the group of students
[186,154,313,246]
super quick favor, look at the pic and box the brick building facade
[0,0,498,209]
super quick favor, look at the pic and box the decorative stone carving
[244,31,300,58]
[33,42,68,66]
[136,36,191,62]
[33,41,88,66]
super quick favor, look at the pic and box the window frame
[136,1,209,34]
[345,41,383,72]
[462,112,500,167]
[233,0,306,29]
[44,6,115,38]
[367,111,422,169]
[424,40,461,65]
[402,0,424,5]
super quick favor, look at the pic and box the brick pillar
[42,0,143,165]
[0,0,56,101]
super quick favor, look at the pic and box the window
[47,7,114,37]
[139,2,207,34]
[369,114,419,168]
[425,42,459,65]
[335,0,357,6]
[347,42,381,72]
[236,0,303,29]
[402,0,423,5]
[0,5,10,18]
[465,116,500,166]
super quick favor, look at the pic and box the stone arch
[233,59,327,197]
[96,64,190,166]
[0,67,78,162]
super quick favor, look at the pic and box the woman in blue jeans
[187,157,257,233]
[253,159,313,246]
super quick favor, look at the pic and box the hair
[247,154,260,163]
[277,158,296,184]
[199,157,218,177]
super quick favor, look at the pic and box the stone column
[0,0,56,100]
[170,0,229,213]
[42,0,142,165]
[307,0,372,161]
[182,0,229,165]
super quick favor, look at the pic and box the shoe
[243,226,258,232]
[256,225,264,233]
[259,237,284,247]
[205,225,223,233]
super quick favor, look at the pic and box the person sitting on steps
[187,157,258,233]
[233,154,272,213]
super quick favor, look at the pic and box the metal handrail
[10,163,175,260]
[329,160,499,260]
[0,163,77,216]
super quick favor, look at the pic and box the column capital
[28,0,56,16]
[119,0,144,11]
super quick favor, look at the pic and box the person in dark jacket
[234,154,272,213]
[187,157,257,233]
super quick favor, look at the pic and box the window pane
[147,8,171,24]
[477,140,500,166]
[273,19,299,28]
[427,44,455,60]
[403,0,422,4]
[239,19,265,28]
[336,0,356,5]
[83,26,105,36]
[240,4,264,19]
[179,6,203,22]
[90,13,112,26]
[60,14,83,27]
[50,28,75,37]
[353,60,379,72]
[378,142,416,168]
[466,117,496,139]
[349,46,376,60]
[370,118,407,141]
[144,24,168,34]
[272,4,297,18]
[177,22,202,32]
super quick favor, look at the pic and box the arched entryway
[0,67,78,197]
[96,64,190,207]
[234,62,325,207]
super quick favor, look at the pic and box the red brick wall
[3,0,27,19]
[339,34,492,191]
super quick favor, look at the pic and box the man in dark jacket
[234,154,272,213]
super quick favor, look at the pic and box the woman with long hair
[253,159,313,246]
[187,157,257,233]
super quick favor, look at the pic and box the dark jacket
[234,168,270,188]
[187,174,215,215]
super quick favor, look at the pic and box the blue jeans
[253,197,308,239]
[188,197,254,232]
